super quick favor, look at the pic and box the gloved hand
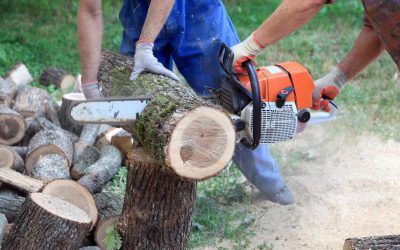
[130,42,180,81]
[312,67,348,112]
[82,81,104,99]
[231,32,264,74]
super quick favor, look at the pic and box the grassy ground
[1,0,399,249]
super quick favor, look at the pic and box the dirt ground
[245,120,400,250]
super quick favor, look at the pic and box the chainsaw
[217,43,337,149]
[67,44,337,150]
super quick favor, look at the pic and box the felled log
[3,63,33,87]
[73,124,101,163]
[94,191,123,221]
[0,168,45,193]
[99,49,235,180]
[2,193,92,249]
[78,145,122,194]
[344,235,400,250]
[71,146,100,180]
[42,179,98,228]
[25,129,73,180]
[0,145,24,173]
[119,148,196,249]
[0,77,17,107]
[94,216,119,249]
[0,193,25,222]
[60,92,85,135]
[0,106,26,145]
[10,146,27,159]
[39,67,75,92]
[111,129,134,158]
[13,87,60,126]
[0,213,7,242]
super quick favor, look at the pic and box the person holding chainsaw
[78,0,336,205]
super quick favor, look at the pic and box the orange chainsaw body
[237,62,315,109]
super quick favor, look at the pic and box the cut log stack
[0,63,126,249]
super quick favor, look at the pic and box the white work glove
[312,67,348,112]
[231,32,264,74]
[82,81,104,100]
[130,42,179,81]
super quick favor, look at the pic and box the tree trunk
[25,129,73,179]
[39,67,75,92]
[344,235,400,250]
[0,145,24,173]
[60,92,85,135]
[2,193,92,250]
[13,87,60,126]
[0,168,45,193]
[94,191,123,221]
[0,193,25,222]
[71,146,100,180]
[0,77,17,107]
[4,63,33,87]
[73,124,101,163]
[78,145,122,194]
[0,106,26,145]
[119,147,196,250]
[98,49,235,180]
[42,180,98,228]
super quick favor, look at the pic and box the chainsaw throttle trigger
[276,86,294,108]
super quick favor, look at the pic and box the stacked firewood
[0,64,131,249]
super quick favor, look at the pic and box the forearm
[337,26,385,80]
[139,0,175,42]
[78,0,103,84]
[255,0,325,47]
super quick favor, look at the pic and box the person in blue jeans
[78,0,328,205]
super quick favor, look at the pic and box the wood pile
[0,64,126,249]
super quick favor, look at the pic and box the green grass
[1,0,399,249]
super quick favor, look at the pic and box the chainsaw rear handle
[308,101,338,125]
[218,43,261,149]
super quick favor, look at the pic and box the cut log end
[0,107,26,145]
[0,147,14,169]
[166,106,235,180]
[94,216,119,249]
[32,154,70,181]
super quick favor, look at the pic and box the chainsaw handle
[308,101,338,125]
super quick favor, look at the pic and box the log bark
[4,63,33,87]
[32,154,70,181]
[71,146,100,180]
[94,216,119,249]
[0,168,45,193]
[2,193,92,250]
[78,145,122,194]
[0,77,17,107]
[13,87,60,126]
[10,146,27,159]
[99,49,235,180]
[0,193,24,222]
[25,129,73,179]
[39,67,75,92]
[42,179,98,228]
[0,213,7,242]
[0,106,26,145]
[0,145,24,173]
[344,235,400,250]
[73,124,101,163]
[94,191,123,221]
[119,147,196,249]
[60,92,85,135]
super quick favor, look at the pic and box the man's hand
[312,67,348,112]
[82,81,104,99]
[130,42,179,81]
[231,33,264,74]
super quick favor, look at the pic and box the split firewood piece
[25,129,73,179]
[0,77,17,107]
[343,235,400,250]
[0,106,26,145]
[111,129,134,158]
[60,92,84,135]
[13,87,61,126]
[10,146,27,159]
[120,147,196,249]
[71,146,100,180]
[3,63,33,87]
[0,193,24,222]
[78,145,122,194]
[73,124,101,163]
[2,193,92,249]
[42,179,98,228]
[94,191,123,221]
[99,49,235,180]
[0,168,45,193]
[39,67,76,92]
[94,216,119,249]
[0,145,24,173]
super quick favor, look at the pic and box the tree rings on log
[42,179,98,228]
[2,193,92,249]
[94,216,119,249]
[32,154,70,181]
[0,106,26,145]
